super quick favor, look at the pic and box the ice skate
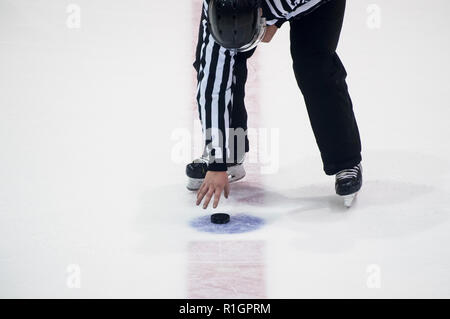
[185,153,246,191]
[335,163,362,208]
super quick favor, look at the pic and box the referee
[187,0,363,209]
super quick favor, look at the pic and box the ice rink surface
[1,0,450,298]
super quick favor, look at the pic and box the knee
[293,53,347,90]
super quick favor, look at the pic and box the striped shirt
[196,0,330,170]
[263,0,331,27]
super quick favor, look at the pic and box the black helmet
[208,0,266,52]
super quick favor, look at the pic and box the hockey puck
[211,213,230,224]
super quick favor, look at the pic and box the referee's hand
[196,171,229,209]
[262,25,278,43]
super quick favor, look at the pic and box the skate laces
[336,164,362,181]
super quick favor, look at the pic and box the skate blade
[343,193,358,208]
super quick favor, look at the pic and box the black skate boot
[335,163,362,207]
[185,152,246,191]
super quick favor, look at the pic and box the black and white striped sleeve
[194,0,236,172]
[262,0,287,28]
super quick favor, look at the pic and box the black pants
[208,0,361,175]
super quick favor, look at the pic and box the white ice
[1,0,450,298]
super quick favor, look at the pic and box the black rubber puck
[211,213,230,224]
